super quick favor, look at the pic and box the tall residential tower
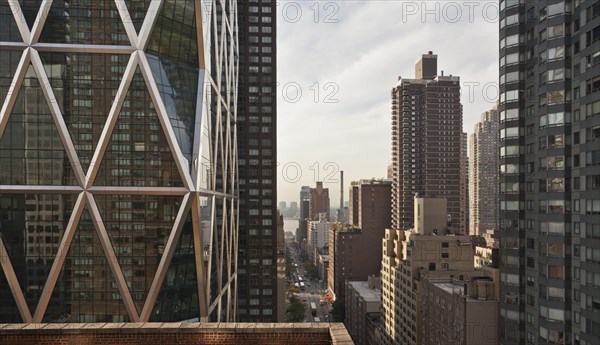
[469,105,500,235]
[498,0,600,344]
[391,52,465,233]
[236,0,280,322]
[310,181,330,220]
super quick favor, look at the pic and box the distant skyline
[277,1,499,207]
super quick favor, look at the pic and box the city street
[286,243,331,322]
[296,283,331,322]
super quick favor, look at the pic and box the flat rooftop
[0,323,354,345]
[435,281,466,295]
[348,281,381,302]
[432,280,496,302]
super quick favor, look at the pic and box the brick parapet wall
[0,323,354,345]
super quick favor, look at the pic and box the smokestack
[340,171,344,209]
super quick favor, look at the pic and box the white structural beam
[88,186,190,196]
[0,186,82,194]
[85,51,139,187]
[138,50,194,190]
[136,0,163,50]
[8,0,30,44]
[114,0,139,49]
[33,43,136,54]
[29,0,52,44]
[30,49,86,188]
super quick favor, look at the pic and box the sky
[276,1,500,208]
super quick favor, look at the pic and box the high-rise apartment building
[0,0,238,323]
[236,0,280,322]
[391,52,464,232]
[460,131,469,234]
[349,179,393,237]
[328,180,391,302]
[469,105,500,236]
[327,224,361,302]
[498,1,600,344]
[335,170,349,224]
[309,181,330,220]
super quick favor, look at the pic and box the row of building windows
[501,199,600,214]
[500,101,600,124]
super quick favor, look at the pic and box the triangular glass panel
[198,104,212,190]
[0,65,78,186]
[39,0,130,45]
[147,0,198,66]
[43,206,130,322]
[94,67,184,187]
[146,0,200,163]
[94,194,183,314]
[0,193,79,318]
[17,0,43,30]
[0,268,24,323]
[0,2,23,42]
[145,54,199,165]
[123,0,151,34]
[149,211,199,321]
[38,52,130,173]
[0,50,24,108]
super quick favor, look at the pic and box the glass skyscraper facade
[499,0,599,344]
[0,0,238,323]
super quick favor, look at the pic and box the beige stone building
[474,230,498,269]
[420,268,499,345]
[381,196,479,345]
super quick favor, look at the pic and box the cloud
[276,1,499,207]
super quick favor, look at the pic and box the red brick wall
[0,332,333,345]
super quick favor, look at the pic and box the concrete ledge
[0,322,354,345]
